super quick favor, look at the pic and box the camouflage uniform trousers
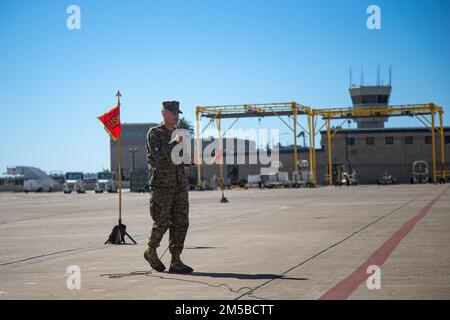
[148,186,189,254]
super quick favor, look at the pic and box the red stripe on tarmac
[320,186,449,300]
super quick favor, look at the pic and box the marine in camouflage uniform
[144,101,193,273]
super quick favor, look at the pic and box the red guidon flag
[97,102,122,141]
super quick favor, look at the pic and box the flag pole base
[220,190,229,203]
[105,220,137,245]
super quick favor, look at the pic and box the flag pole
[102,90,136,245]
[116,90,122,224]
[118,136,122,223]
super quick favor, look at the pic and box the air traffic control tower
[349,68,392,129]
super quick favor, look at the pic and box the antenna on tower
[389,65,392,86]
[377,65,380,86]
[349,66,353,87]
[360,66,364,86]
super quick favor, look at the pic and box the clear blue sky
[1,0,449,173]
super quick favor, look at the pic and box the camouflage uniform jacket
[146,123,188,189]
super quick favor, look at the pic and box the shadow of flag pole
[98,90,137,245]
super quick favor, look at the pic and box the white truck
[64,172,86,193]
[95,171,118,193]
[24,179,55,193]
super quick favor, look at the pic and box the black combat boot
[169,253,193,273]
[144,246,166,272]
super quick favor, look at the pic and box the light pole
[129,147,138,174]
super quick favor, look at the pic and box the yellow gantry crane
[313,103,445,185]
[195,102,314,189]
[195,102,446,188]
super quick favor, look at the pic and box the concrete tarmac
[0,184,449,300]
